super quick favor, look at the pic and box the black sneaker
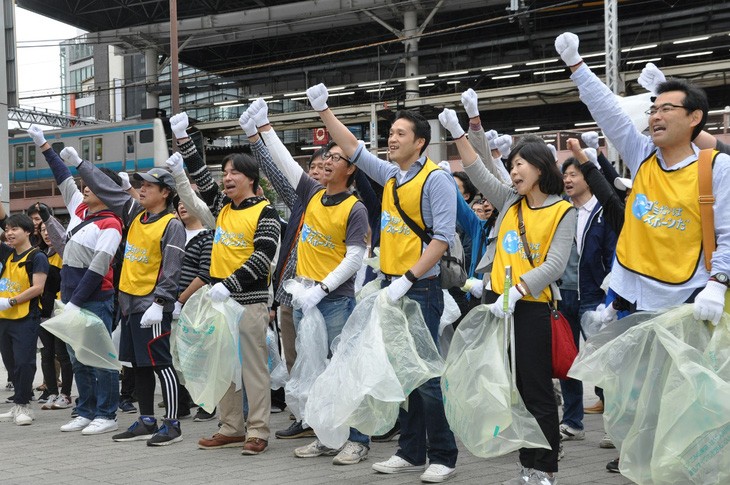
[147,418,182,446]
[119,400,138,414]
[275,420,316,439]
[38,391,53,403]
[371,422,401,442]
[178,407,192,420]
[194,407,217,422]
[606,458,620,473]
[112,416,158,442]
[4,395,15,404]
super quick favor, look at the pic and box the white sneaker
[332,441,368,465]
[502,466,533,485]
[51,394,72,410]
[0,405,20,422]
[599,433,615,449]
[372,455,425,474]
[14,405,34,426]
[294,439,339,458]
[529,470,557,485]
[559,423,585,441]
[61,416,92,432]
[420,464,456,483]
[41,394,58,410]
[82,417,119,435]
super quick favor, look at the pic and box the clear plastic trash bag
[42,301,120,370]
[441,304,550,458]
[267,327,288,390]
[172,285,244,413]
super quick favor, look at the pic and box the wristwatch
[319,282,330,294]
[9,298,17,307]
[711,273,730,287]
[154,297,167,305]
[404,270,418,283]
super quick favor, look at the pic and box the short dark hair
[655,78,709,140]
[99,167,123,187]
[309,147,326,168]
[394,110,431,155]
[507,141,564,195]
[222,153,259,191]
[452,171,478,204]
[6,214,35,234]
[561,157,582,174]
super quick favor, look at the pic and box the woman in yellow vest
[440,109,576,485]
[0,214,49,426]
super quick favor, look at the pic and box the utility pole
[170,0,180,118]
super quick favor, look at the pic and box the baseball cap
[133,167,176,191]
[614,177,633,191]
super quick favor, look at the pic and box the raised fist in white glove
[486,130,499,149]
[581,131,599,149]
[0,298,11,312]
[119,172,132,191]
[489,286,523,319]
[638,62,666,96]
[169,112,189,140]
[386,275,413,304]
[307,83,329,112]
[584,147,600,170]
[209,282,231,303]
[165,152,185,175]
[27,125,46,147]
[172,301,183,319]
[438,108,465,140]
[238,112,258,138]
[248,98,270,127]
[555,32,582,67]
[140,302,163,328]
[461,88,480,119]
[60,147,82,167]
[494,134,513,159]
[299,285,327,313]
[693,280,727,326]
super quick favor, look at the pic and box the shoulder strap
[391,181,432,245]
[66,210,116,242]
[698,149,715,272]
[517,201,534,267]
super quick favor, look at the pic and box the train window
[52,142,65,154]
[15,146,24,169]
[81,138,91,162]
[95,138,103,161]
[139,129,153,144]
[126,133,135,154]
[28,145,36,168]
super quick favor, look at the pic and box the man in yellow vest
[0,213,49,426]
[307,84,459,483]
[169,113,281,456]
[59,147,186,446]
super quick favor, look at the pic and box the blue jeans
[66,299,119,420]
[0,315,39,405]
[294,293,368,446]
[383,277,458,468]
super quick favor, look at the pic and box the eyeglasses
[323,152,350,163]
[645,103,686,116]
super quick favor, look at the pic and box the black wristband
[404,270,418,283]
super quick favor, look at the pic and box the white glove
[64,302,81,313]
[555,32,582,67]
[584,147,600,170]
[581,131,600,149]
[209,283,231,303]
[638,62,666,96]
[461,88,480,119]
[140,302,164,328]
[119,172,132,191]
[437,161,452,174]
[494,134,513,159]
[299,285,327,314]
[470,282,483,299]
[693,280,727,326]
[386,275,413,303]
[486,130,499,149]
[438,108,465,140]
[547,143,558,162]
[27,125,46,147]
[248,98,270,127]
[172,301,183,319]
[60,147,82,167]
[600,301,619,324]
[306,83,329,112]
[169,112,189,140]
[238,112,258,138]
[489,286,523,319]
[0,298,11,312]
[165,152,185,175]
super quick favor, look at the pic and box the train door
[80,137,92,164]
[124,131,137,171]
[13,145,26,183]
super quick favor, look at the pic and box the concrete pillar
[0,0,11,212]
[370,103,379,155]
[145,48,159,109]
[403,10,419,102]
[426,118,446,162]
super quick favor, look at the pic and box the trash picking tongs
[502,266,519,405]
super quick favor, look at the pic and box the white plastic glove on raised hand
[489,286,523,319]
[470,281,483,299]
[547,143,558,162]
[438,108,465,140]
[584,147,600,170]
[693,280,727,326]
[461,88,480,119]
[495,134,513,159]
[0,298,11,312]
[27,125,46,147]
[209,283,231,303]
[386,275,413,304]
[299,285,327,314]
[555,32,582,67]
[306,83,329,112]
[140,302,163,328]
[172,301,183,319]
[119,172,132,191]
[600,301,619,324]
[60,147,82,167]
[581,131,600,149]
[248,98,270,127]
[437,161,452,174]
[638,62,666,96]
[169,112,189,140]
[238,112,258,138]
[165,152,185,176]
[64,302,81,313]
[486,130,499,149]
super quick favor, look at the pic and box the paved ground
[0,360,633,485]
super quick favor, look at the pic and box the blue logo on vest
[632,193,650,219]
[380,211,391,230]
[300,224,311,242]
[502,230,520,254]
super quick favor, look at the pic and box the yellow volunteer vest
[296,189,359,282]
[616,151,708,285]
[380,159,440,276]
[0,249,39,320]
[48,252,62,299]
[210,200,269,279]
[491,198,573,303]
[119,212,176,296]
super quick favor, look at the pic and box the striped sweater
[178,229,214,295]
